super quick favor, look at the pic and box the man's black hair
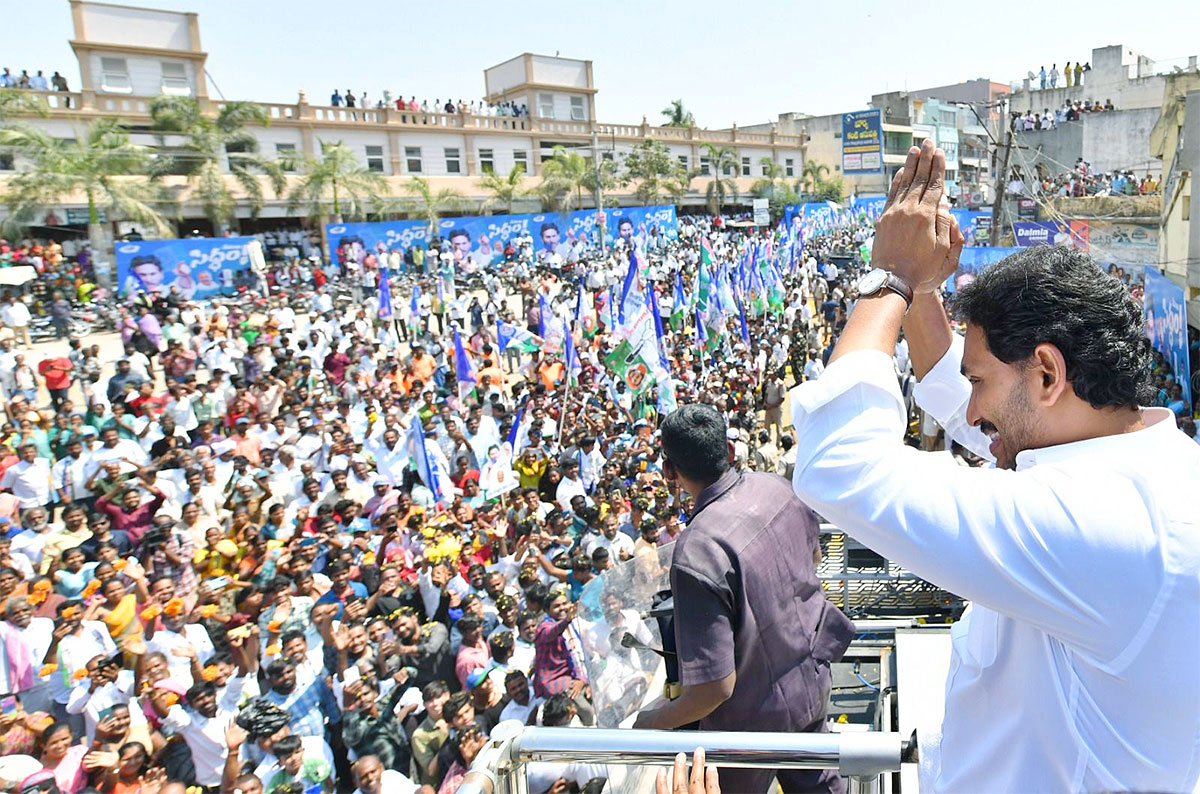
[954,246,1152,409]
[539,222,559,236]
[542,693,575,726]
[185,680,216,705]
[422,680,450,702]
[443,691,472,721]
[272,734,303,758]
[660,404,730,482]
[279,629,305,648]
[457,614,483,634]
[449,228,469,242]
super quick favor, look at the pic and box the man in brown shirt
[635,403,854,793]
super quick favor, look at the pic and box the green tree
[798,160,829,195]
[282,140,387,224]
[697,143,739,214]
[0,88,45,124]
[0,118,173,277]
[660,99,695,128]
[149,96,284,234]
[537,146,591,212]
[402,176,467,234]
[750,156,788,199]
[478,164,528,214]
[797,160,844,202]
[622,139,690,205]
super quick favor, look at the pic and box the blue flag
[564,325,581,386]
[538,293,549,339]
[407,420,450,504]
[378,266,393,320]
[619,247,639,325]
[695,305,707,346]
[645,281,664,342]
[409,285,421,329]
[737,296,751,344]
[506,401,525,448]
[453,327,476,386]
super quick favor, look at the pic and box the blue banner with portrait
[1012,221,1073,247]
[115,236,255,298]
[327,205,678,270]
[944,246,1020,293]
[1143,267,1192,409]
[949,209,992,247]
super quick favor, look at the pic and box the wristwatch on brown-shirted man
[855,268,914,310]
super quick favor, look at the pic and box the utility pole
[592,128,606,254]
[989,130,1014,247]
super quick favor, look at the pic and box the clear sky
[4,0,1199,126]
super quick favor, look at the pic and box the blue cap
[465,667,491,690]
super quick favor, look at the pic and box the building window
[569,96,586,121]
[678,155,688,169]
[445,147,461,174]
[99,57,132,94]
[761,160,772,176]
[601,152,614,162]
[160,62,190,96]
[479,148,494,174]
[699,156,710,176]
[538,93,554,119]
[405,146,422,173]
[785,158,794,177]
[939,109,956,127]
[513,150,528,173]
[741,157,750,176]
[0,152,13,171]
[365,145,384,173]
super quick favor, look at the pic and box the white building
[0,0,808,241]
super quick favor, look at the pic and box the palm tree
[282,140,388,256]
[149,96,284,234]
[661,99,695,128]
[537,146,591,212]
[697,143,739,214]
[750,156,788,199]
[478,165,528,214]
[799,160,830,196]
[0,88,45,123]
[402,176,467,235]
[283,140,387,224]
[0,118,172,277]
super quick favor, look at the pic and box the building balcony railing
[7,89,804,148]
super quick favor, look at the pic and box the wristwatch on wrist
[855,268,914,310]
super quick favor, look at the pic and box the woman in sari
[92,566,151,662]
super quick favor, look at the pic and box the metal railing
[455,723,907,794]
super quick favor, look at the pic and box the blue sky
[4,1,1198,126]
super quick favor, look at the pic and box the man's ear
[1030,342,1070,406]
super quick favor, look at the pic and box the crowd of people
[1010,97,1118,133]
[327,91,529,119]
[0,210,884,794]
[1007,157,1161,199]
[0,68,70,93]
[1032,61,1091,89]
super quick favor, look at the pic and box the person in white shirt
[791,142,1200,793]
[802,353,825,382]
[351,755,419,794]
[52,437,94,509]
[0,443,51,510]
[155,637,256,789]
[0,295,32,349]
